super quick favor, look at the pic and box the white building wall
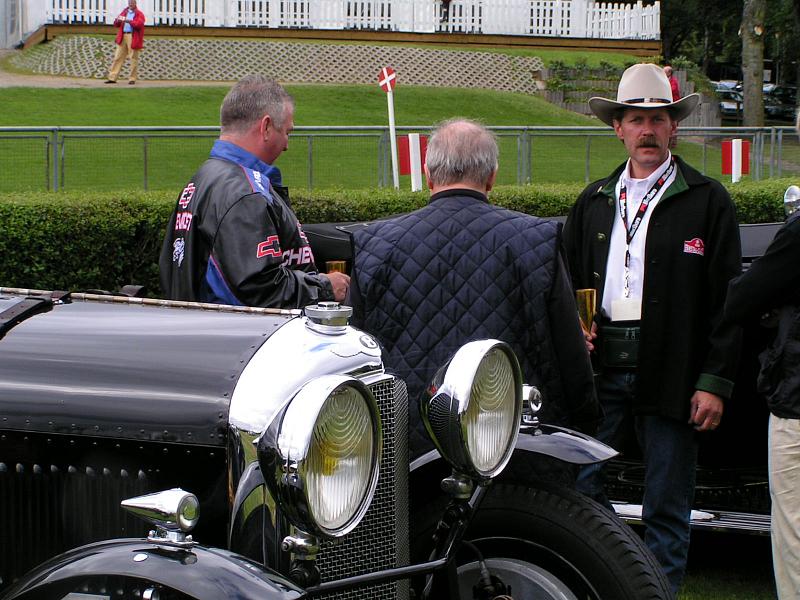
[6,0,660,48]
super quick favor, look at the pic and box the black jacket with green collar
[563,155,742,420]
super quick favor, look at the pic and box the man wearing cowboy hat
[563,63,742,595]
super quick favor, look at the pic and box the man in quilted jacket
[350,118,599,478]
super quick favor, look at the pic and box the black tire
[412,481,671,600]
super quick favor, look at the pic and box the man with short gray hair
[350,118,599,462]
[160,75,349,307]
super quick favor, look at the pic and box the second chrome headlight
[422,340,522,479]
[259,375,382,538]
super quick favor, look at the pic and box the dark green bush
[0,180,793,296]
[0,191,172,295]
[725,178,790,224]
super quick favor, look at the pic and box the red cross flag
[378,66,400,188]
[378,67,397,93]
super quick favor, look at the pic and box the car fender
[410,423,617,474]
[1,539,303,600]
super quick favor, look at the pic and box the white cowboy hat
[589,63,700,127]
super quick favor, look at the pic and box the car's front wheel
[414,481,671,600]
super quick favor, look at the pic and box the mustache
[637,136,660,148]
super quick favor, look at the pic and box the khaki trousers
[107,33,140,82]
[769,414,800,599]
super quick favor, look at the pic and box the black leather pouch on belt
[599,325,640,368]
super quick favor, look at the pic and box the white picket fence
[16,0,659,42]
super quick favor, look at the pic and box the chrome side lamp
[784,185,800,218]
[121,488,200,547]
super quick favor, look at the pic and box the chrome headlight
[258,375,382,538]
[422,340,522,479]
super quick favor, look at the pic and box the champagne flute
[576,288,596,336]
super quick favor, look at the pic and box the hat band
[622,97,672,105]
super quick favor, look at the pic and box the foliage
[661,0,800,88]
[661,0,742,78]
[727,177,792,223]
[0,182,789,296]
[0,192,170,294]
[442,48,633,69]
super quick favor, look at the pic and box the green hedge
[0,179,792,296]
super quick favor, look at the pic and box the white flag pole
[732,138,742,184]
[409,133,423,192]
[387,88,400,190]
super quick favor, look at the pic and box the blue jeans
[576,371,697,597]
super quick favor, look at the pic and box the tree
[661,0,741,79]
[741,0,766,126]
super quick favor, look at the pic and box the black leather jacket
[726,212,800,418]
[159,141,333,308]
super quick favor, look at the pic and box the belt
[599,324,640,368]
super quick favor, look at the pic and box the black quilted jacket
[350,189,599,458]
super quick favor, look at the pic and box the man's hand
[324,271,350,302]
[583,320,598,353]
[688,390,723,432]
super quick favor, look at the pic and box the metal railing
[0,125,797,193]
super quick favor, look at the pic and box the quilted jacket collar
[430,188,489,204]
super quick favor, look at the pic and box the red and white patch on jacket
[683,238,705,256]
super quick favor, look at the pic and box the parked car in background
[764,85,797,121]
[765,95,795,121]
[714,79,740,91]
[718,89,744,119]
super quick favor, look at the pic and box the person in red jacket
[663,65,681,101]
[105,0,145,85]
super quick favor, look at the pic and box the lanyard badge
[618,158,675,298]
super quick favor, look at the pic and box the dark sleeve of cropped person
[726,213,800,324]
[699,183,744,393]
[547,250,600,436]
[347,257,364,328]
[211,191,334,308]
[561,182,601,293]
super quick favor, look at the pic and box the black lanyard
[617,158,675,296]
[618,157,675,268]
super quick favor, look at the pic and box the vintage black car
[304,219,784,539]
[0,290,669,600]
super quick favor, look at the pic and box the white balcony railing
[12,0,660,48]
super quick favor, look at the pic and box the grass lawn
[0,84,734,192]
[680,531,776,599]
[0,83,596,127]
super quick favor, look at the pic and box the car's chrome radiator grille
[316,376,410,600]
[0,377,409,597]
